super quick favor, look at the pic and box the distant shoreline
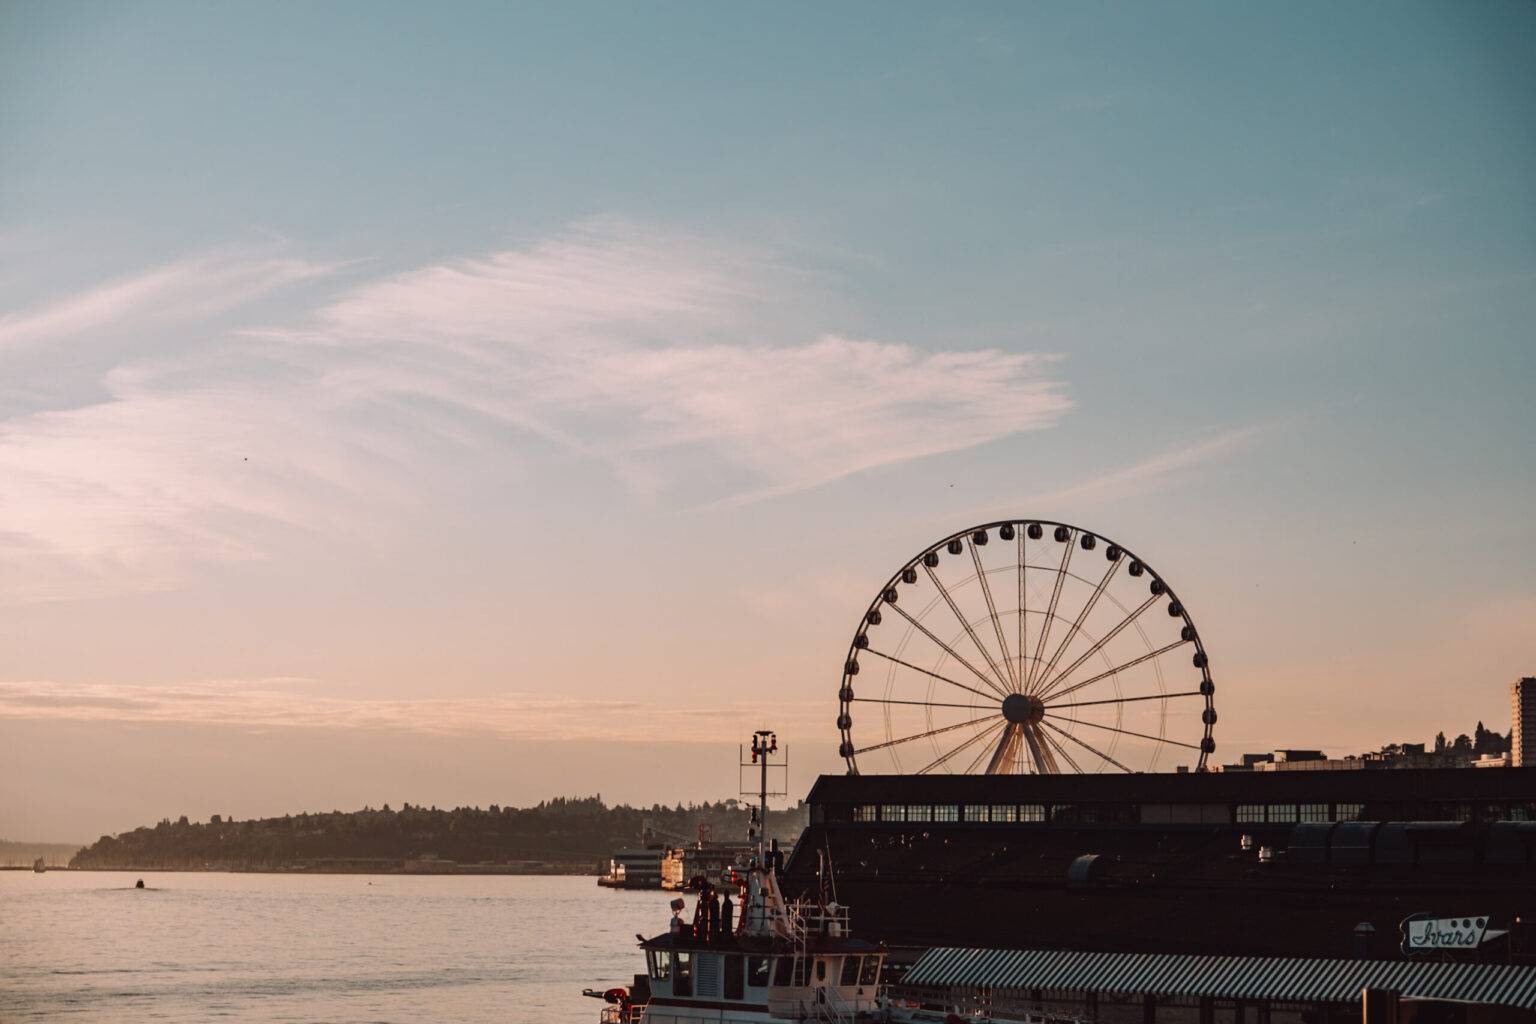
[6,864,599,876]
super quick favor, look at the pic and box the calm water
[0,871,668,1023]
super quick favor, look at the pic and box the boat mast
[741,729,788,938]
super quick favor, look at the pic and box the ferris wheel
[837,520,1216,774]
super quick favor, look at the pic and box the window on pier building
[1300,803,1329,823]
[840,956,861,986]
[673,952,692,997]
[906,805,933,822]
[964,804,989,822]
[724,954,744,1001]
[932,804,959,822]
[1267,804,1298,823]
[853,804,877,822]
[747,956,771,989]
[1506,803,1536,822]
[1236,804,1264,823]
[880,805,906,822]
[1335,802,1364,821]
[1020,804,1045,822]
[991,804,1018,823]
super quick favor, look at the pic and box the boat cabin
[638,932,884,1022]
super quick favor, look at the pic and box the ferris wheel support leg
[984,723,1022,774]
[1023,723,1060,773]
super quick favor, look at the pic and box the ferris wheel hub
[1001,693,1044,725]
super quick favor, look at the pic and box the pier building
[782,768,1536,964]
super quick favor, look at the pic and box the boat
[33,857,46,873]
[583,730,1007,1024]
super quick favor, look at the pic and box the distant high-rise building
[1513,677,1536,768]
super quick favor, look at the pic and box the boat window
[815,958,827,981]
[792,956,808,987]
[853,804,877,822]
[840,956,861,986]
[747,956,771,988]
[674,952,692,997]
[773,956,794,986]
[859,955,881,986]
[695,953,721,998]
[648,949,672,980]
[724,954,744,1001]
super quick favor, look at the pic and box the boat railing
[786,899,852,938]
[805,982,858,1024]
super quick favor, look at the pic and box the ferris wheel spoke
[861,647,1001,703]
[1047,689,1203,711]
[1040,718,1135,773]
[964,723,1004,774]
[1034,592,1162,699]
[922,563,1013,695]
[1043,713,1199,750]
[852,696,986,711]
[1040,638,1190,704]
[1034,723,1083,773]
[887,592,1010,698]
[1016,531,1028,692]
[1036,555,1121,692]
[968,537,1016,689]
[854,712,1000,755]
[917,718,1006,774]
[1026,529,1076,690]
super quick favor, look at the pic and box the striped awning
[900,948,1536,1009]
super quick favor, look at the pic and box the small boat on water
[582,730,1007,1024]
[33,857,46,873]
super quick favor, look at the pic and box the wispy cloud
[0,678,827,743]
[0,248,339,352]
[1024,423,1273,507]
[288,218,1072,502]
[0,219,1072,601]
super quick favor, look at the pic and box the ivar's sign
[1400,914,1507,955]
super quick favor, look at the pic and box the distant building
[1514,677,1536,767]
[1272,749,1326,763]
[1216,750,1327,772]
[601,846,683,889]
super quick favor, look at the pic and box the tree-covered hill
[69,796,807,872]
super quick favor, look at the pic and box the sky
[1,1,1533,842]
